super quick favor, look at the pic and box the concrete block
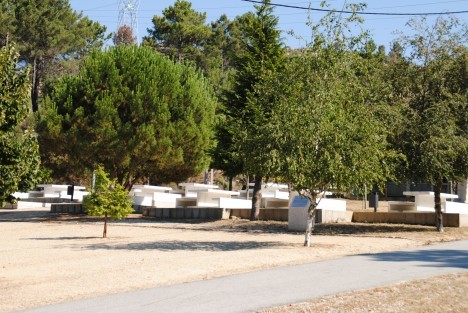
[162,208,171,218]
[175,208,185,219]
[445,214,458,227]
[221,209,230,220]
[265,208,288,221]
[405,213,416,224]
[199,208,208,219]
[459,214,468,227]
[155,208,163,218]
[183,208,193,219]
[206,208,220,219]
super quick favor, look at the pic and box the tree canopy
[0,0,108,111]
[0,45,41,204]
[143,0,211,66]
[245,4,402,245]
[212,0,286,218]
[392,16,468,231]
[37,45,217,189]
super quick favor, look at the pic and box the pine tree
[0,0,108,111]
[222,0,285,219]
[37,45,217,188]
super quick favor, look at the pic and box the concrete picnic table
[131,185,172,194]
[130,185,179,208]
[196,189,240,207]
[37,184,86,197]
[178,183,219,197]
[403,191,459,212]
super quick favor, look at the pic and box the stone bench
[50,203,85,214]
[141,207,229,219]
[218,197,252,209]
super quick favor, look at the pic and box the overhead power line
[241,0,468,16]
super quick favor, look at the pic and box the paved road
[21,240,468,313]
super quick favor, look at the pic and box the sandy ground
[1,201,467,313]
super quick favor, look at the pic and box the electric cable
[241,0,468,15]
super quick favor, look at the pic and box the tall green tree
[394,16,468,232]
[36,45,217,189]
[255,49,400,247]
[221,0,285,219]
[0,1,14,46]
[248,3,401,246]
[0,0,108,111]
[203,14,242,95]
[208,16,244,190]
[0,45,41,205]
[143,0,211,66]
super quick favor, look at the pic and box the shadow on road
[370,249,468,269]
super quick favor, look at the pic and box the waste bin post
[67,184,75,202]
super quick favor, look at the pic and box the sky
[69,0,468,49]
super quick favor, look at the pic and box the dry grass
[1,204,467,312]
[259,272,468,313]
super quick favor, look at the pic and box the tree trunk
[304,195,317,247]
[250,176,262,221]
[434,181,444,232]
[228,176,233,191]
[31,57,42,112]
[103,212,108,238]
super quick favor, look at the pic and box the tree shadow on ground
[24,236,101,240]
[369,249,468,269]
[0,209,451,237]
[313,223,436,235]
[79,240,291,252]
[0,210,57,222]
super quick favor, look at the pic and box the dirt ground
[1,201,467,313]
[260,272,468,313]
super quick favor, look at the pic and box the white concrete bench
[133,192,181,208]
[197,189,240,207]
[133,195,153,207]
[263,189,289,200]
[218,197,252,209]
[317,198,346,211]
[403,191,458,212]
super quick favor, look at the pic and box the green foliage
[308,2,370,51]
[213,0,286,179]
[83,165,133,237]
[37,45,217,188]
[246,4,402,242]
[0,45,41,204]
[84,166,133,219]
[143,0,212,66]
[203,14,242,96]
[395,16,468,185]
[0,0,109,111]
[256,48,400,197]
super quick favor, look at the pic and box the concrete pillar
[457,179,468,203]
